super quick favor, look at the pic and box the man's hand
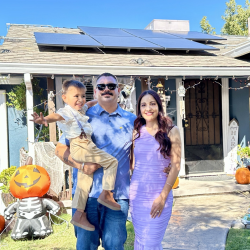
[30,112,48,126]
[82,163,101,175]
[163,163,172,176]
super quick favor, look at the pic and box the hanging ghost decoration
[4,164,60,240]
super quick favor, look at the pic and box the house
[0,19,250,179]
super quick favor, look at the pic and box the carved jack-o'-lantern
[172,177,179,189]
[235,167,250,184]
[9,165,50,199]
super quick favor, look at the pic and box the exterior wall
[229,78,250,145]
[0,77,48,168]
[0,85,28,168]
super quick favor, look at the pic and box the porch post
[24,73,35,160]
[0,90,8,171]
[221,78,230,172]
[55,77,63,110]
[176,78,186,176]
[0,90,9,214]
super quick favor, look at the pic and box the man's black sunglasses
[96,83,118,91]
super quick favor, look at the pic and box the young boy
[31,80,120,231]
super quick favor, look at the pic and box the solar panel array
[35,26,224,51]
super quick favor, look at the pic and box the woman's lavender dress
[130,126,173,250]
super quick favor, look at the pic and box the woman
[130,90,181,249]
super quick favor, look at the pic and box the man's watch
[81,163,85,171]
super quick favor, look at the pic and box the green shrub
[0,166,17,193]
[238,145,250,159]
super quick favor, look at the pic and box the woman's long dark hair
[134,90,172,158]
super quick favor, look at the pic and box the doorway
[184,80,224,174]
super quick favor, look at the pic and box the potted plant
[0,166,17,206]
[237,145,250,168]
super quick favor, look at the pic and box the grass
[0,214,135,250]
[124,221,135,250]
[226,229,250,250]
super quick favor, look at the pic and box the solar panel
[34,27,220,51]
[143,37,219,50]
[34,32,102,47]
[122,28,180,39]
[91,35,163,49]
[162,31,226,41]
[78,26,133,37]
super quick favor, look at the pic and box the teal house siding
[229,78,250,144]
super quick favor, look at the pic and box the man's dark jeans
[72,197,129,250]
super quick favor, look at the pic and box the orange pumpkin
[10,165,50,199]
[0,215,5,233]
[235,168,250,184]
[172,177,179,189]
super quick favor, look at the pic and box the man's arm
[55,143,100,175]
[86,99,98,108]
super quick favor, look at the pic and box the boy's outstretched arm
[30,112,64,126]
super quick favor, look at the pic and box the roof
[0,25,250,70]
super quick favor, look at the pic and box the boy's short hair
[96,73,118,83]
[62,80,86,94]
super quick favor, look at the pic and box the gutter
[1,62,250,77]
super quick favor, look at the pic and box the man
[55,72,136,249]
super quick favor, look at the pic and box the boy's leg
[71,136,118,191]
[72,170,93,210]
[71,170,95,231]
[74,198,101,250]
[100,199,129,250]
[71,137,120,210]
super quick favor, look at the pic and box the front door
[184,80,224,174]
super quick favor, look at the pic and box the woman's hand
[150,194,166,219]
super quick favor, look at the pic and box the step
[173,178,250,197]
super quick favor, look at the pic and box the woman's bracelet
[166,182,173,188]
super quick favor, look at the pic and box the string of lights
[148,78,249,94]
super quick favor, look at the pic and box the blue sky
[0,0,248,39]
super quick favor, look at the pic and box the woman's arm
[55,143,100,174]
[150,126,181,218]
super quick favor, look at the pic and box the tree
[200,16,216,34]
[221,0,250,35]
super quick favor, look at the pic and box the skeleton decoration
[4,162,60,240]
[4,197,59,240]
[118,77,135,113]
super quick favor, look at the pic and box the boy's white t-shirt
[56,104,93,139]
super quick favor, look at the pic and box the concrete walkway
[162,178,250,250]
